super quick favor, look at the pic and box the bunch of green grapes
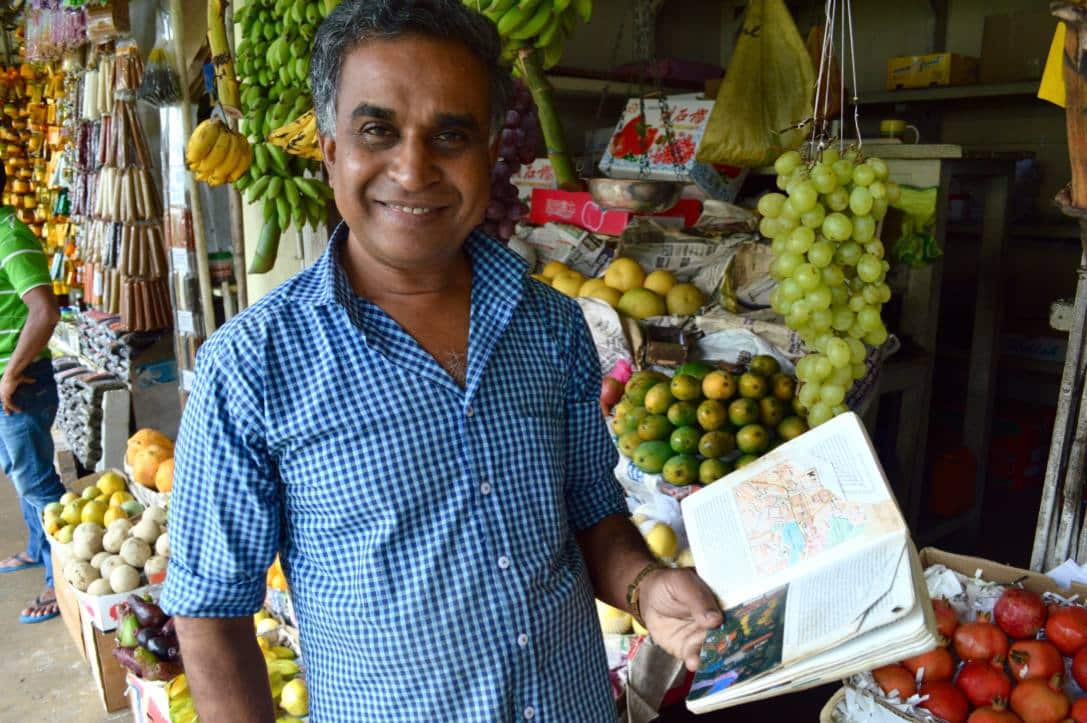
[762,148,902,427]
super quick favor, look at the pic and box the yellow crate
[886,53,978,90]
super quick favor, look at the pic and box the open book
[683,412,938,714]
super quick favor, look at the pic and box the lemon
[665,283,706,316]
[55,524,75,544]
[551,270,586,297]
[59,492,78,506]
[676,548,696,568]
[632,617,648,636]
[643,269,677,296]
[644,523,678,560]
[617,288,666,320]
[109,491,135,507]
[60,502,83,526]
[541,260,569,281]
[81,485,102,500]
[596,600,633,634]
[583,285,622,308]
[103,506,128,526]
[578,278,608,297]
[81,500,107,526]
[279,678,309,717]
[96,471,127,496]
[45,518,61,536]
[603,258,646,292]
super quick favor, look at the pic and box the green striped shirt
[0,206,52,375]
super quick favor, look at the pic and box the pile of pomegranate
[870,588,1087,723]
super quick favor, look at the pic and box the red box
[529,189,702,236]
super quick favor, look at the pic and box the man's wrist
[626,560,668,623]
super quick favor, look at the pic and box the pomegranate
[994,588,1047,640]
[934,597,960,639]
[1070,697,1087,723]
[1009,675,1071,723]
[1044,604,1087,656]
[902,646,955,682]
[967,699,1024,723]
[919,680,969,723]
[1072,646,1087,689]
[872,664,916,699]
[956,659,1012,708]
[954,620,1010,662]
[1008,640,1064,682]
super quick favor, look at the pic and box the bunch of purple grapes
[483,80,540,241]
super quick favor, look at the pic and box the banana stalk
[516,48,580,191]
[207,0,241,110]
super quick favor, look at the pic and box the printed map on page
[732,460,899,577]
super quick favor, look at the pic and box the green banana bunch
[469,0,591,69]
[233,0,341,272]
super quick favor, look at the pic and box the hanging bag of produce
[696,0,815,168]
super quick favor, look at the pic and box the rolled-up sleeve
[562,307,626,532]
[161,336,280,618]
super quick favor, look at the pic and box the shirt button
[465,406,474,417]
[480,482,492,495]
[523,706,535,720]
[517,633,529,647]
[498,556,511,570]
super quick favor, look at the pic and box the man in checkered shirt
[162,1,722,720]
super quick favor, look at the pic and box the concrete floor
[0,476,127,723]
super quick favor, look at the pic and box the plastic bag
[696,0,815,168]
[890,186,942,266]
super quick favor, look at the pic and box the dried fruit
[1008,640,1064,682]
[919,680,969,723]
[872,664,916,699]
[1044,605,1087,656]
[953,620,1009,662]
[1009,675,1070,723]
[956,659,1012,708]
[933,597,959,639]
[902,646,955,682]
[994,588,1047,640]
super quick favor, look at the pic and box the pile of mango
[608,358,807,486]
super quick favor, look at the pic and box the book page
[781,539,912,662]
[684,412,906,606]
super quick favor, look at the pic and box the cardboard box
[82,612,131,712]
[75,582,162,633]
[598,96,747,201]
[127,673,171,723]
[511,158,557,202]
[918,547,1087,598]
[980,11,1058,84]
[886,53,979,90]
[52,545,87,662]
[530,189,703,236]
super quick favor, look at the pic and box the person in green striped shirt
[0,164,66,624]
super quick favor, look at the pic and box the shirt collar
[300,223,528,312]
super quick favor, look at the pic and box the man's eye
[360,125,395,140]
[435,131,467,145]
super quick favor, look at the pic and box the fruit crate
[824,547,1087,722]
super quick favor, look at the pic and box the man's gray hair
[309,0,512,139]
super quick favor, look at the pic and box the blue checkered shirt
[161,225,626,722]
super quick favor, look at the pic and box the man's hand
[0,373,32,415]
[639,568,723,672]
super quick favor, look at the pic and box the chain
[596,16,627,177]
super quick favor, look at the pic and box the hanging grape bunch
[483,78,540,241]
[763,147,902,428]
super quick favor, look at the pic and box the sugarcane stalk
[207,0,241,111]
[516,48,580,191]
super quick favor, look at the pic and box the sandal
[18,593,59,624]
[0,551,43,573]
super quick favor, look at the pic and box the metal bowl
[587,178,685,213]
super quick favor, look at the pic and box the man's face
[319,35,497,272]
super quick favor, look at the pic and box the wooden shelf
[859,82,1041,105]
[546,74,697,99]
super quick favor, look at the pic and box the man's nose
[386,136,440,192]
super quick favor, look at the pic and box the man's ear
[319,133,337,176]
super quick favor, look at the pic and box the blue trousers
[0,358,65,588]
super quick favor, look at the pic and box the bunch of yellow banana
[468,0,592,68]
[185,118,253,186]
[267,109,322,162]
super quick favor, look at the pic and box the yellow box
[886,52,979,90]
